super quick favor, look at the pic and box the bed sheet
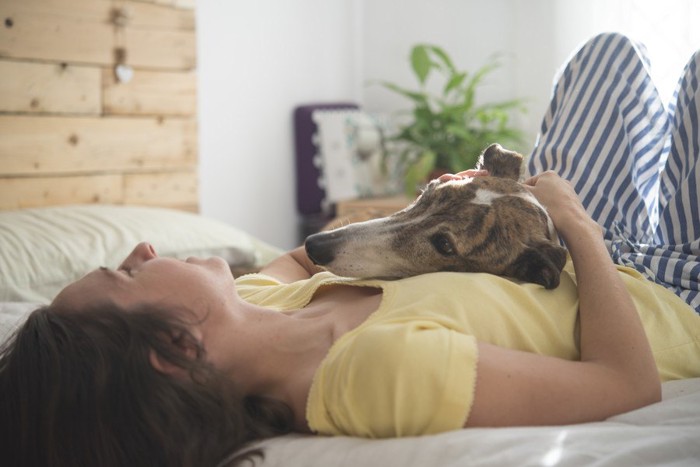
[0,301,38,343]
[253,377,700,467]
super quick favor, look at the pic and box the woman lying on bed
[2,33,700,467]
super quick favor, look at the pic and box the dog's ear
[477,144,523,181]
[506,241,568,289]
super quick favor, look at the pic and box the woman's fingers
[437,169,490,182]
[523,170,557,187]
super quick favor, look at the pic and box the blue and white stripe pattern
[527,33,700,314]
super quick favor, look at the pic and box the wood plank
[116,0,195,30]
[125,30,196,70]
[0,115,197,176]
[0,59,100,114]
[102,68,196,116]
[124,171,198,211]
[134,0,196,10]
[0,0,195,69]
[0,174,122,209]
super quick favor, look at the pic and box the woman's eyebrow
[98,266,127,280]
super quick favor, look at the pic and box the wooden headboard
[0,0,198,212]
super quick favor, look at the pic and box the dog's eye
[431,233,455,256]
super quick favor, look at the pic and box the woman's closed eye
[100,265,133,277]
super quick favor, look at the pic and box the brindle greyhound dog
[304,143,568,289]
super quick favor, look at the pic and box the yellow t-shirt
[235,261,700,438]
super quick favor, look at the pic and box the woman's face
[52,242,237,320]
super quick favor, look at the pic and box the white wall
[197,0,362,250]
[198,0,698,250]
[361,0,516,114]
[513,0,700,146]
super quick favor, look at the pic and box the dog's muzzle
[305,231,339,266]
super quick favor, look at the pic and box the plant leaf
[427,45,456,74]
[380,81,429,105]
[464,61,499,95]
[476,98,527,112]
[444,72,467,95]
[411,45,432,85]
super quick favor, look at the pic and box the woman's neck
[217,285,383,430]
[212,299,333,395]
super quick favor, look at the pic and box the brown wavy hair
[0,304,294,467]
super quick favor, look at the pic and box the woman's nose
[119,242,157,271]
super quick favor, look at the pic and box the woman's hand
[437,169,489,182]
[522,171,601,244]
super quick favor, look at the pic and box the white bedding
[0,205,283,303]
[254,377,700,466]
[0,301,39,343]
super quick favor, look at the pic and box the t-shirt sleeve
[306,321,478,438]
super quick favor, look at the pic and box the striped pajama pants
[527,33,700,314]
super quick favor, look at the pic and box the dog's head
[305,144,567,288]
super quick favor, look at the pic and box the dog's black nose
[305,232,336,266]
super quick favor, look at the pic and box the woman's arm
[258,246,325,283]
[466,171,661,427]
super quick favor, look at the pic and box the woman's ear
[149,349,188,377]
[148,329,202,378]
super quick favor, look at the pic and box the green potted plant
[380,44,526,195]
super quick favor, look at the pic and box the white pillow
[0,205,283,303]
